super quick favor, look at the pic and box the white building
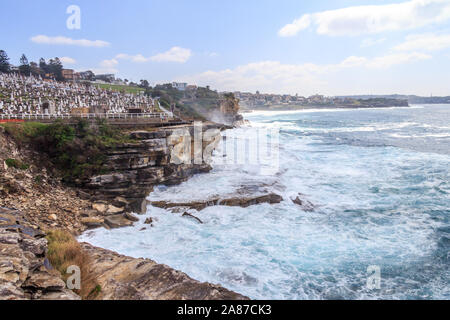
[172,82,187,91]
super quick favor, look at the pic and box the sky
[2,0,450,96]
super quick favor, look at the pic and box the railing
[0,112,174,121]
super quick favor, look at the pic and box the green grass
[94,83,145,95]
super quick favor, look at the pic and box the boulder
[291,194,315,212]
[92,203,108,214]
[123,212,139,222]
[81,217,105,230]
[107,205,124,215]
[104,215,134,229]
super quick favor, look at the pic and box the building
[172,82,187,91]
[77,71,95,81]
[62,69,74,81]
[96,74,115,83]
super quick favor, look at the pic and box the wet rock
[182,212,203,224]
[104,214,134,229]
[151,193,283,212]
[144,217,153,225]
[291,194,315,212]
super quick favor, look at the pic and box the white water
[79,105,450,300]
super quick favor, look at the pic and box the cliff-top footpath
[0,120,248,300]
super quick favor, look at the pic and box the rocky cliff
[0,123,249,300]
[218,94,244,126]
[0,207,248,300]
[83,123,223,216]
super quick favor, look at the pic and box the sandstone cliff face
[84,125,223,214]
[218,95,243,126]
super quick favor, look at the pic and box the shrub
[5,158,29,170]
[4,120,135,183]
[46,230,100,299]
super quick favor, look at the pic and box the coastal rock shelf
[151,193,284,212]
[0,207,247,300]
[83,124,224,214]
[80,243,249,300]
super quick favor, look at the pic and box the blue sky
[2,0,450,96]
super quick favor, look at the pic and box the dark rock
[151,193,283,212]
[292,194,315,212]
[182,212,203,224]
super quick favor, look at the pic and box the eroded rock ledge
[0,208,248,300]
[81,243,249,300]
[83,124,224,214]
[151,193,283,212]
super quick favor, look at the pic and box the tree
[30,62,40,76]
[48,57,64,81]
[39,58,48,75]
[0,50,10,73]
[19,54,31,75]
[139,79,150,88]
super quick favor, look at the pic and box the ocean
[79,104,450,300]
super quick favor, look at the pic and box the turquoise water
[79,105,449,300]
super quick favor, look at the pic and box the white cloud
[100,58,118,68]
[150,47,192,63]
[115,53,148,63]
[361,38,386,48]
[279,0,450,37]
[394,33,450,51]
[31,35,110,47]
[364,52,431,68]
[59,57,76,65]
[179,52,431,94]
[116,47,192,63]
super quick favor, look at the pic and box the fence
[0,112,175,121]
